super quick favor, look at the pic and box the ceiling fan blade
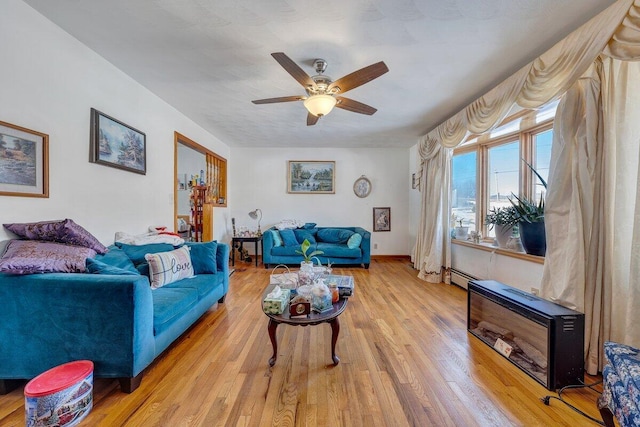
[307,113,319,126]
[252,95,304,104]
[328,61,389,94]
[271,52,317,90]
[335,97,377,115]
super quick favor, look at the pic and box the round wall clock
[353,175,372,198]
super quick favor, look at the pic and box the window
[452,151,477,233]
[486,140,519,237]
[451,106,555,244]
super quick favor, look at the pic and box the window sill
[451,239,545,264]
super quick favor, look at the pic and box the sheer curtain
[413,136,451,283]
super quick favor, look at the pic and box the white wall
[451,244,544,292]
[0,0,230,244]
[227,147,411,255]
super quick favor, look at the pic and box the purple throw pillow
[0,240,97,275]
[3,219,107,254]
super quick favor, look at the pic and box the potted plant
[296,239,324,286]
[509,161,547,256]
[484,206,519,248]
[454,219,469,240]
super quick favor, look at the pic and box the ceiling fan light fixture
[303,94,337,117]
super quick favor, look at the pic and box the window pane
[534,129,552,203]
[452,152,477,233]
[487,141,519,237]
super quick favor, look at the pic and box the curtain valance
[419,0,637,153]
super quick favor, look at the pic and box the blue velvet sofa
[262,226,371,269]
[0,241,229,394]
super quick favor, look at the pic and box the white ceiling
[23,0,614,149]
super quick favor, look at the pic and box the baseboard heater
[451,268,476,289]
[468,280,585,390]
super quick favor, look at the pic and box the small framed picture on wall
[373,207,391,232]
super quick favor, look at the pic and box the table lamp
[248,208,262,236]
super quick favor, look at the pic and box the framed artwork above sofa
[287,160,335,194]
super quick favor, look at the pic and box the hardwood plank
[0,259,607,426]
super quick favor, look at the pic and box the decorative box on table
[326,275,354,297]
[262,287,291,315]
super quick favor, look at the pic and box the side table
[231,235,262,267]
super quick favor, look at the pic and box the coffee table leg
[329,318,340,365]
[268,319,279,367]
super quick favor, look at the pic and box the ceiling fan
[252,52,389,126]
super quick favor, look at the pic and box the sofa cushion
[93,246,138,273]
[0,240,97,274]
[185,241,217,274]
[165,273,218,299]
[317,228,354,244]
[151,287,199,335]
[303,222,317,229]
[269,229,283,247]
[86,258,139,275]
[294,229,317,244]
[316,242,361,258]
[145,246,194,289]
[3,219,108,254]
[347,233,363,249]
[279,229,298,247]
[272,245,310,256]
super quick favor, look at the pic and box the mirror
[173,132,226,240]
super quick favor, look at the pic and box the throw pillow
[270,229,283,247]
[93,246,138,273]
[145,246,194,289]
[0,240,97,274]
[347,233,363,249]
[302,222,317,229]
[117,243,175,265]
[185,241,217,274]
[3,219,108,254]
[279,229,298,247]
[86,258,139,275]
[317,228,355,244]
[294,229,316,244]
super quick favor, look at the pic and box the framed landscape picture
[287,160,335,194]
[90,108,146,175]
[0,120,49,198]
[373,207,391,232]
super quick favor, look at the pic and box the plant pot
[298,261,315,287]
[495,224,514,248]
[519,220,546,256]
[454,226,469,240]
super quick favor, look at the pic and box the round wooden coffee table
[262,284,349,366]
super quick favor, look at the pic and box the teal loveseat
[262,226,371,269]
[0,241,229,394]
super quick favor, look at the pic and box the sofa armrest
[353,227,371,262]
[216,243,230,287]
[0,273,155,380]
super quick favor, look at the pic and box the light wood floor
[0,258,606,426]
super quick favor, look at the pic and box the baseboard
[371,255,411,261]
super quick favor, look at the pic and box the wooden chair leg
[119,373,143,393]
[598,394,616,427]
